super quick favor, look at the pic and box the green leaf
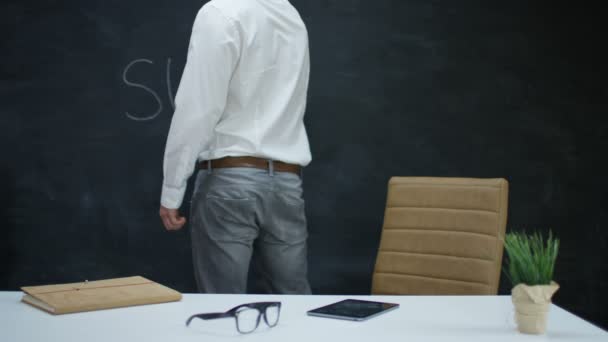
[503,230,559,286]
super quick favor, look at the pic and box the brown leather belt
[197,156,301,175]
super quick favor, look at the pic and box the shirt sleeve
[161,5,241,209]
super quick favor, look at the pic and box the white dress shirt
[161,0,311,209]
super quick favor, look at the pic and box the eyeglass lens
[236,308,261,333]
[235,303,280,333]
[264,305,280,326]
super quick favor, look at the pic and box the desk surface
[0,292,606,342]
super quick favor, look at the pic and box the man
[159,0,312,294]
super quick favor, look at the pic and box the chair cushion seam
[378,249,496,263]
[382,226,497,238]
[392,184,501,189]
[374,272,491,287]
[386,206,499,214]
[378,250,494,263]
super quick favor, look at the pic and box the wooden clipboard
[21,276,182,314]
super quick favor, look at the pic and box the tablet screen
[307,299,399,321]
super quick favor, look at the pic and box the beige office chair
[371,177,509,295]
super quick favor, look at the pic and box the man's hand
[160,206,187,231]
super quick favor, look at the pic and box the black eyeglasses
[186,302,282,334]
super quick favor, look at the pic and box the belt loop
[207,160,212,173]
[300,167,304,181]
[268,159,274,177]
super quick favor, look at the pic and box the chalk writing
[122,58,178,121]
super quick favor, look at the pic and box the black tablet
[307,299,399,321]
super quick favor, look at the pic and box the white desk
[0,292,606,341]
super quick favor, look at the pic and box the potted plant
[503,230,560,334]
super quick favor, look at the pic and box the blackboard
[2,0,607,329]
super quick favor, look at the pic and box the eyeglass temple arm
[186,312,233,326]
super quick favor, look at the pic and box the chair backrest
[371,177,509,295]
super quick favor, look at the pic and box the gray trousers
[189,166,311,294]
